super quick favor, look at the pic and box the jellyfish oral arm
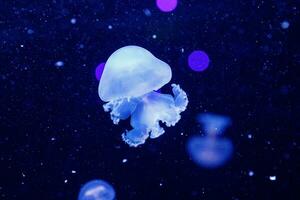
[122,127,149,147]
[103,98,139,124]
[121,84,188,147]
[171,84,188,112]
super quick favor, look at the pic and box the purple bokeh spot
[188,50,210,72]
[95,62,105,81]
[156,0,178,12]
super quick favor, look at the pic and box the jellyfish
[187,113,233,168]
[187,135,233,168]
[78,179,115,200]
[98,45,188,147]
[197,113,231,136]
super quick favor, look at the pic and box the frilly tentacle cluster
[103,84,188,147]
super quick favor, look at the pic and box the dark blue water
[1,1,299,199]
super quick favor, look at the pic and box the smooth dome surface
[98,45,172,102]
[78,179,115,200]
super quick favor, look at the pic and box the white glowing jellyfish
[98,45,188,147]
[187,113,233,168]
[78,179,115,200]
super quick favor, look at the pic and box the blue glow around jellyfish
[78,179,115,200]
[187,136,233,168]
[197,113,231,135]
[98,45,188,147]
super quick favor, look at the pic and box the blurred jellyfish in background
[78,179,115,200]
[187,135,233,168]
[187,113,233,168]
[197,113,231,135]
[98,45,188,147]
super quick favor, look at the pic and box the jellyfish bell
[98,45,172,102]
[98,45,188,147]
[187,136,233,168]
[78,179,115,200]
[197,113,231,136]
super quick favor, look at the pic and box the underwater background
[1,0,300,199]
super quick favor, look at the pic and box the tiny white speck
[159,183,163,186]
[122,159,128,163]
[64,179,68,183]
[20,44,24,48]
[55,61,64,67]
[51,137,56,141]
[71,170,76,174]
[248,134,252,139]
[152,34,157,39]
[248,171,254,177]
[269,176,276,181]
[70,18,77,24]
[181,48,184,53]
[108,25,113,29]
[180,132,184,136]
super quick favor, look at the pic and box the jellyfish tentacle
[171,84,188,112]
[122,127,149,147]
[149,122,165,139]
[103,98,139,124]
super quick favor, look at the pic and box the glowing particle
[98,46,188,147]
[72,170,76,174]
[95,62,105,81]
[108,25,113,30]
[152,34,157,39]
[187,136,233,168]
[188,50,210,72]
[156,0,178,12]
[71,18,77,24]
[122,159,127,163]
[78,179,115,200]
[20,44,24,48]
[64,179,68,183]
[248,171,254,176]
[143,8,152,16]
[27,29,34,34]
[269,176,276,181]
[248,134,252,139]
[281,21,289,29]
[55,61,64,68]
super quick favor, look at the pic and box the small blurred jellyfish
[78,179,115,200]
[188,50,210,72]
[197,113,231,136]
[187,113,233,168]
[98,45,188,147]
[156,0,178,12]
[187,135,233,168]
